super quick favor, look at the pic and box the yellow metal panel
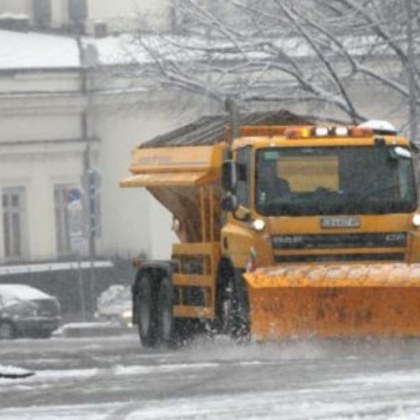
[244,263,420,288]
[174,305,214,319]
[129,144,226,174]
[249,287,420,340]
[221,222,272,269]
[233,135,409,150]
[200,187,206,242]
[172,242,220,256]
[120,172,210,188]
[244,263,420,340]
[408,232,420,263]
[173,274,214,287]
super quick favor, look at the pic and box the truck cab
[221,124,420,270]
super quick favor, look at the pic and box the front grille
[274,253,405,263]
[272,233,407,250]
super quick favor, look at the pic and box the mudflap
[243,263,420,341]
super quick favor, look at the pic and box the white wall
[92,89,212,260]
[0,143,85,262]
[51,1,68,29]
[0,59,215,264]
[0,113,81,141]
[87,0,170,32]
[0,69,86,263]
[0,0,26,15]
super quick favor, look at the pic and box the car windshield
[97,285,130,308]
[256,146,418,216]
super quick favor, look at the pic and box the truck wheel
[157,277,177,347]
[136,273,158,348]
[0,321,15,340]
[228,269,250,341]
[220,276,234,333]
[36,330,53,339]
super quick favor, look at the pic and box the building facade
[0,29,221,269]
[0,0,172,34]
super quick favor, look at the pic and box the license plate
[320,216,360,229]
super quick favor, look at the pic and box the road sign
[67,187,86,254]
[70,236,87,255]
[81,168,101,194]
[68,199,83,234]
[81,168,101,238]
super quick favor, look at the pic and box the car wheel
[37,331,52,339]
[0,321,15,339]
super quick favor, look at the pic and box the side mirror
[221,194,239,212]
[222,160,238,192]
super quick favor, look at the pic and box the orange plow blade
[244,263,420,341]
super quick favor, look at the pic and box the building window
[68,0,88,22]
[33,0,51,27]
[2,187,26,261]
[55,185,85,257]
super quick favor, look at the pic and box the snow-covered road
[1,333,420,419]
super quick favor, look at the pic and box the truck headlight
[413,214,420,227]
[252,219,266,232]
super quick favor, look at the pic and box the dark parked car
[0,284,61,339]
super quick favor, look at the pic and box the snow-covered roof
[141,110,315,148]
[0,29,403,71]
[0,30,79,69]
[0,30,148,70]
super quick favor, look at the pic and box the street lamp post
[406,0,417,145]
[77,37,99,314]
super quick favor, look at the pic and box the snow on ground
[0,404,119,420]
[0,365,33,378]
[2,336,420,419]
[123,387,420,420]
[1,356,420,419]
[0,367,96,385]
[1,371,420,419]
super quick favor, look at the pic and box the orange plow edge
[244,263,420,341]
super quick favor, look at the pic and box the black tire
[136,273,158,348]
[0,321,15,340]
[36,330,53,339]
[157,277,177,347]
[222,268,250,341]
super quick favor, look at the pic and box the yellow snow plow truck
[121,112,420,347]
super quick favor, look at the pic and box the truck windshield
[256,146,418,216]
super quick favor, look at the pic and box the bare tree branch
[124,0,419,129]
